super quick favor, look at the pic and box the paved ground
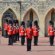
[0,36,55,55]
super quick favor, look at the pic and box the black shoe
[34,44,38,46]
[27,49,31,51]
[8,44,10,45]
[8,44,13,45]
[50,44,53,46]
[21,43,24,45]
[27,50,31,51]
[21,44,24,46]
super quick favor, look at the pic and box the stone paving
[0,36,55,55]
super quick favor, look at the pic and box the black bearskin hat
[5,19,8,23]
[13,20,16,23]
[34,20,38,25]
[27,20,32,27]
[9,20,12,24]
[21,21,25,25]
[49,20,54,25]
[15,20,19,23]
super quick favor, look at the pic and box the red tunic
[7,25,12,35]
[19,26,25,36]
[48,25,54,36]
[32,26,39,36]
[25,27,33,39]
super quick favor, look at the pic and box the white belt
[21,31,24,32]
[33,31,38,32]
[50,31,53,32]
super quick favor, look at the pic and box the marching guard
[7,20,13,45]
[15,20,19,41]
[32,21,39,46]
[19,21,25,45]
[48,21,54,46]
[25,21,33,51]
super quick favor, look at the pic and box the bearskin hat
[49,20,54,25]
[27,20,32,27]
[34,20,38,25]
[21,21,25,25]
[5,19,8,23]
[9,20,12,24]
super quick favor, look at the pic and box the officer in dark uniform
[48,21,54,46]
[8,20,13,45]
[15,20,19,41]
[19,21,25,45]
[25,21,33,51]
[32,21,39,46]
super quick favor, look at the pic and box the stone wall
[0,2,20,27]
[0,0,55,36]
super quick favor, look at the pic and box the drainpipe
[20,1,21,26]
[17,1,21,26]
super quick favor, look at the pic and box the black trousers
[21,36,25,45]
[8,35,13,45]
[13,34,16,43]
[34,36,38,45]
[49,36,54,46]
[27,39,32,51]
[5,30,8,38]
[16,33,19,41]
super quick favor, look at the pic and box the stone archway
[23,8,39,27]
[2,8,17,37]
[45,8,55,37]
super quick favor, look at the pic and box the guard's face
[34,25,36,28]
[22,25,24,27]
[50,24,53,27]
[13,23,15,26]
[9,24,12,26]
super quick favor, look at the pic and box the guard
[15,20,19,41]
[19,21,25,45]
[48,21,54,46]
[25,21,33,51]
[7,20,13,45]
[32,21,39,46]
